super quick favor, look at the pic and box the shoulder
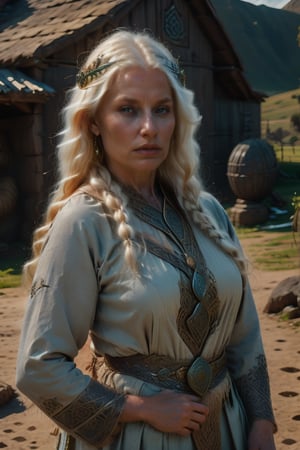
[199,191,226,220]
[49,193,110,240]
[40,193,115,261]
[198,190,235,238]
[56,193,103,224]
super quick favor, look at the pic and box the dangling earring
[93,135,103,163]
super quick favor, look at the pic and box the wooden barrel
[227,139,278,201]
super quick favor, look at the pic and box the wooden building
[0,0,263,244]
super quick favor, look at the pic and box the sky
[241,0,290,7]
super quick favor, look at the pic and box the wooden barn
[0,0,263,245]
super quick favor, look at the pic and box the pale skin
[91,65,276,447]
[90,66,175,207]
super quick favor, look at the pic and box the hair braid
[182,184,247,281]
[82,168,139,273]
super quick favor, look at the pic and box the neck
[112,172,162,208]
[120,179,162,209]
[136,186,161,209]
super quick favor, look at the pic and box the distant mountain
[210,0,300,95]
[284,0,300,13]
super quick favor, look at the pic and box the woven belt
[104,353,227,398]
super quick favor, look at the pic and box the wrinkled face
[91,66,176,185]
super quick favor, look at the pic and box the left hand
[248,419,276,450]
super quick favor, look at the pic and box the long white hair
[23,29,245,284]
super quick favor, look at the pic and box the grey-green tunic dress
[16,190,275,450]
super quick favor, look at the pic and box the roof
[0,68,55,104]
[0,0,262,101]
[0,0,130,66]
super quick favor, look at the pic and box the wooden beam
[0,93,49,104]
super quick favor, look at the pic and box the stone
[0,381,16,406]
[263,276,300,314]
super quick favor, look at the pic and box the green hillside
[210,0,300,95]
[261,87,300,142]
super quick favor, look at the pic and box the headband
[76,55,185,89]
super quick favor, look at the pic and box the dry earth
[0,236,299,449]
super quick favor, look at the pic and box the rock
[282,306,300,320]
[263,276,300,314]
[0,381,16,406]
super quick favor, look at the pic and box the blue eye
[155,105,171,114]
[120,106,135,114]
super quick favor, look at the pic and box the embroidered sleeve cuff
[41,378,125,447]
[235,354,276,429]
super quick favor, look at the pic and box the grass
[273,146,300,165]
[239,230,300,271]
[261,86,300,143]
[233,151,300,270]
[0,242,27,289]
[261,87,300,122]
[0,269,22,289]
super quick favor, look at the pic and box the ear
[90,121,100,136]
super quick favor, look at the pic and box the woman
[16,29,276,450]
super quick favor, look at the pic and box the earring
[93,135,103,163]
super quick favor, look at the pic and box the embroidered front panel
[177,274,211,355]
[125,184,221,357]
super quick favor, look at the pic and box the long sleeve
[16,195,126,447]
[226,279,276,427]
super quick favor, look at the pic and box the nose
[140,112,157,137]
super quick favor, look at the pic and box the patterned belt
[104,352,227,398]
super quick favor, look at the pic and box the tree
[268,127,290,161]
[265,120,272,139]
[289,135,298,154]
[291,113,300,132]
[291,94,300,106]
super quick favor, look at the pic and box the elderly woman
[16,29,276,450]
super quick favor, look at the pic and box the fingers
[193,401,209,417]
[145,390,210,436]
[192,409,209,423]
[179,400,209,436]
[186,420,202,432]
[180,420,202,436]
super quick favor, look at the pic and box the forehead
[108,66,173,99]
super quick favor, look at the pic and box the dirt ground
[0,237,299,450]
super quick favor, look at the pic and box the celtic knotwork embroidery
[235,354,275,425]
[43,379,125,447]
[42,397,64,416]
[124,184,220,357]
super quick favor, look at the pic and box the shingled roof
[0,0,242,66]
[0,0,261,100]
[0,68,55,102]
[0,0,131,66]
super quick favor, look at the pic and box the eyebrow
[115,96,173,104]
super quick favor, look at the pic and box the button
[185,255,195,268]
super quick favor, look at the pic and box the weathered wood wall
[0,0,261,243]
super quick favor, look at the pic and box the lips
[134,144,161,152]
